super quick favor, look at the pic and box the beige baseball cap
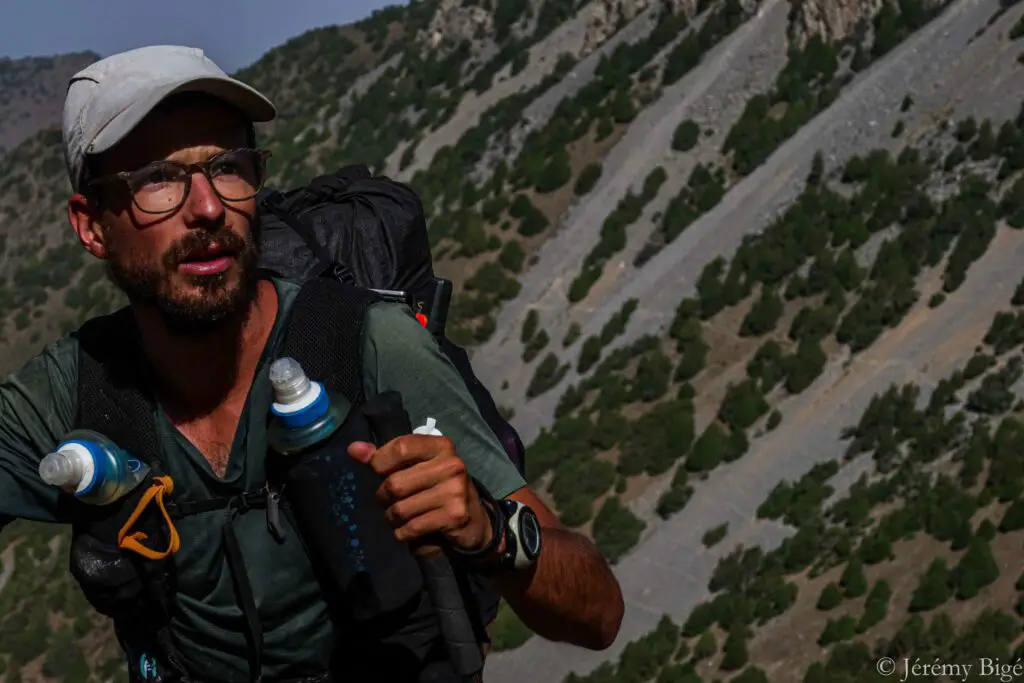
[62,45,277,192]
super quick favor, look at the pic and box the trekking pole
[363,392,485,683]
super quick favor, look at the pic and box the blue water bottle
[265,356,427,622]
[38,429,150,506]
[266,357,348,454]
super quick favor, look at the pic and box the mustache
[163,228,250,268]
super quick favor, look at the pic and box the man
[0,45,623,682]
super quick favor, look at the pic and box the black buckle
[330,262,356,285]
[229,489,265,513]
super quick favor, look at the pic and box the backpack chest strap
[165,487,286,520]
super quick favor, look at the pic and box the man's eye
[136,167,177,186]
[211,157,248,176]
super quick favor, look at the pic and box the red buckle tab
[415,312,428,328]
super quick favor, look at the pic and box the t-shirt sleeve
[361,302,526,499]
[0,336,79,529]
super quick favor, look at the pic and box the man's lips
[178,244,235,275]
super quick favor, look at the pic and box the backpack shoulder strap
[278,277,381,405]
[72,306,163,471]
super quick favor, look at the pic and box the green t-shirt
[0,277,525,682]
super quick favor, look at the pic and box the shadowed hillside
[0,52,98,156]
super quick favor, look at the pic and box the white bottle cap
[413,417,443,436]
[269,357,323,415]
[39,442,95,494]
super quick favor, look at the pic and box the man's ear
[68,193,109,259]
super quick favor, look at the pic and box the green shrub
[568,266,601,302]
[672,119,701,152]
[562,321,582,347]
[702,523,728,548]
[521,309,539,343]
[718,380,769,432]
[692,631,716,661]
[498,240,525,273]
[577,335,603,373]
[818,616,857,646]
[719,628,749,671]
[909,558,951,612]
[857,580,891,632]
[950,536,1000,600]
[785,339,827,394]
[656,467,694,519]
[739,287,783,337]
[465,262,521,300]
[534,148,572,194]
[619,399,695,477]
[686,423,744,472]
[593,497,646,563]
[632,349,673,402]
[575,163,603,196]
[816,582,842,611]
[490,601,533,652]
[999,499,1024,531]
[523,329,550,363]
[526,353,568,398]
[839,558,867,598]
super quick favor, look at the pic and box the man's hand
[348,436,493,553]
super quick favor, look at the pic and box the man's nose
[181,173,226,226]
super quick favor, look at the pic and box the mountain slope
[0,52,98,156]
[2,0,1024,681]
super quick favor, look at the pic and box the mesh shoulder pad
[72,307,162,471]
[279,278,380,406]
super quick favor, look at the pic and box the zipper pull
[266,489,286,542]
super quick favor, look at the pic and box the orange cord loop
[117,475,181,561]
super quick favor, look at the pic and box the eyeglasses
[86,148,272,215]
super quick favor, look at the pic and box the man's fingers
[377,459,466,507]
[392,501,473,544]
[350,434,456,476]
[383,486,448,527]
[348,441,376,464]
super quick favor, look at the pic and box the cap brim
[89,75,277,155]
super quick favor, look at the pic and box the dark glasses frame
[85,147,273,215]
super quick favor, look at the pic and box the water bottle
[38,429,150,506]
[266,357,348,455]
[265,357,429,620]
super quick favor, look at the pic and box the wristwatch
[455,479,543,576]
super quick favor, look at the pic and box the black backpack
[255,164,526,626]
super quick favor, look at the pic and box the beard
[106,224,261,335]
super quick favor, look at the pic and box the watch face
[519,508,542,558]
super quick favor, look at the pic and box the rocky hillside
[3,0,1024,681]
[0,52,99,157]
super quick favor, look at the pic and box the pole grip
[362,391,484,682]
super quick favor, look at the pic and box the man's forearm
[495,526,624,650]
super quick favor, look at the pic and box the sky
[0,0,406,73]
